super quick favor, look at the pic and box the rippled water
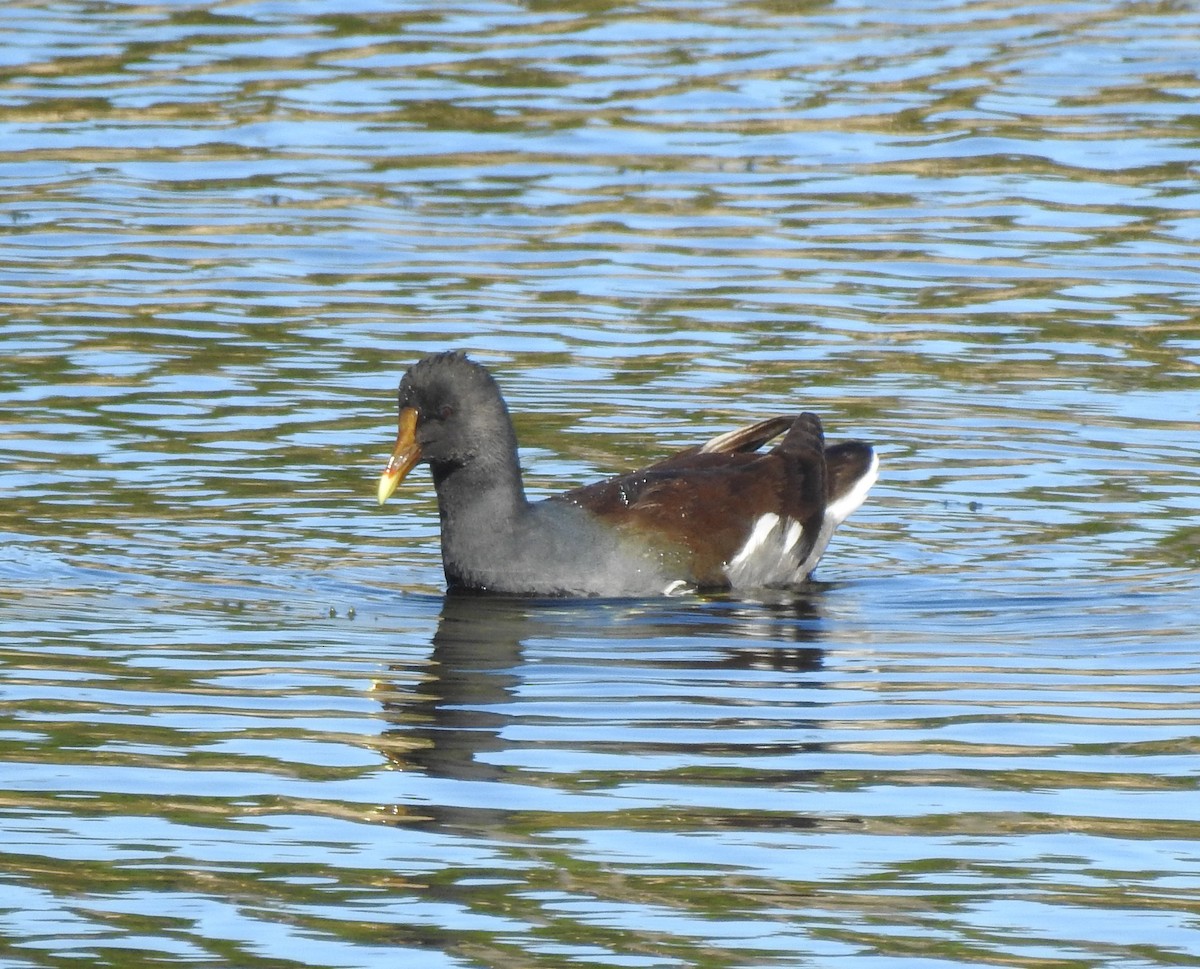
[3,1,1200,966]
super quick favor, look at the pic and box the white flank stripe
[729,512,780,568]
[783,519,803,552]
[727,512,805,587]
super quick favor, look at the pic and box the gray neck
[431,444,529,588]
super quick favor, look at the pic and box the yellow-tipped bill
[377,407,421,505]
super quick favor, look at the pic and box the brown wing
[641,415,796,471]
[553,415,829,587]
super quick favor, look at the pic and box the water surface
[2,1,1199,966]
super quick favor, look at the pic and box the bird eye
[438,405,454,420]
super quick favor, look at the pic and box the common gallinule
[376,351,878,597]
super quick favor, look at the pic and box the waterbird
[376,351,877,597]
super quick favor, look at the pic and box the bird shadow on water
[369,588,838,833]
